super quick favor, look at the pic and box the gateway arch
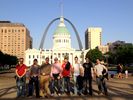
[39,17,83,50]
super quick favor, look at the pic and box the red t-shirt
[16,64,27,77]
[62,62,72,77]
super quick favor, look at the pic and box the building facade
[0,21,32,58]
[96,45,109,54]
[25,17,87,66]
[85,27,102,49]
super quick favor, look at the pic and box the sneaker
[77,92,81,96]
[36,96,41,98]
[51,93,54,97]
[45,95,48,98]
[58,93,61,96]
[104,92,108,96]
[66,92,71,96]
[27,95,32,98]
[98,91,102,95]
[89,93,93,96]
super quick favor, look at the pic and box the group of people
[117,64,128,79]
[15,56,108,98]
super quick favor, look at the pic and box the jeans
[16,76,26,97]
[73,76,78,94]
[62,77,70,93]
[50,78,62,94]
[77,75,83,93]
[28,76,39,97]
[96,76,107,94]
[83,77,92,95]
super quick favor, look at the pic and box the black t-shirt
[83,62,93,78]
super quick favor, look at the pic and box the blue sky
[0,0,133,49]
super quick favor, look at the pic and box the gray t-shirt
[29,65,40,77]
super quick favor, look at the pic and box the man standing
[62,56,72,95]
[15,58,27,98]
[83,58,93,96]
[73,56,84,95]
[28,59,40,98]
[50,57,62,96]
[94,59,108,95]
[40,57,51,98]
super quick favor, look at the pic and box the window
[22,29,24,32]
[37,55,39,58]
[29,55,31,59]
[42,56,45,59]
[33,55,35,58]
[1,29,3,33]
[29,61,31,65]
[5,29,7,33]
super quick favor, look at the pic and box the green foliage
[116,44,133,65]
[86,49,103,63]
[107,44,133,65]
[0,51,18,65]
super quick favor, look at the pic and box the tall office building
[85,27,102,49]
[0,21,32,58]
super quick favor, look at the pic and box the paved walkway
[0,72,133,100]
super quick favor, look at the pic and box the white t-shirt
[73,63,81,76]
[94,64,107,76]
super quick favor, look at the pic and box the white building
[85,27,102,50]
[25,16,88,66]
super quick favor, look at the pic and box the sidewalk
[0,72,133,100]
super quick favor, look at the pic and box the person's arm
[103,65,108,72]
[38,65,41,76]
[50,65,53,78]
[91,67,94,78]
[79,64,84,77]
[94,66,97,77]
[20,68,27,78]
[70,64,74,77]
[71,65,74,75]
[15,69,21,78]
[59,64,63,77]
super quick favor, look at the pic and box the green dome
[54,26,70,35]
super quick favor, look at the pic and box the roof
[54,16,70,35]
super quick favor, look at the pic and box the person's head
[45,57,49,64]
[19,58,24,65]
[64,56,69,63]
[85,57,90,63]
[54,57,58,63]
[33,59,38,65]
[96,59,101,64]
[74,56,78,63]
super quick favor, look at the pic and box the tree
[0,51,18,66]
[107,44,133,66]
[116,44,133,65]
[86,49,103,63]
